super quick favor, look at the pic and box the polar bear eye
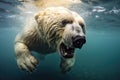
[61,19,73,27]
[79,23,85,34]
[79,23,84,29]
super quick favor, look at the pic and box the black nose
[72,36,86,48]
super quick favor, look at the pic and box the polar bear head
[35,7,86,58]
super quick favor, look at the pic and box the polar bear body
[15,18,55,54]
[14,7,86,73]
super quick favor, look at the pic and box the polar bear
[14,7,86,73]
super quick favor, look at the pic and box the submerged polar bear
[14,7,86,73]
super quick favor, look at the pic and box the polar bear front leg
[60,57,75,73]
[14,42,38,72]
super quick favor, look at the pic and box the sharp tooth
[64,52,67,55]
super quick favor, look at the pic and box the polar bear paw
[60,57,75,73]
[17,54,38,73]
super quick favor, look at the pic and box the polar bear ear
[35,11,46,23]
[35,13,41,23]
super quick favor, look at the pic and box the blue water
[0,0,120,80]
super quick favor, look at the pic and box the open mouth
[60,43,75,58]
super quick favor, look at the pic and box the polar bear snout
[72,36,86,48]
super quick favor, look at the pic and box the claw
[17,55,38,73]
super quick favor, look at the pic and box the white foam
[92,6,106,13]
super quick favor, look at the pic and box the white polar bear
[14,7,86,73]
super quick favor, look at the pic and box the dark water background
[0,0,120,80]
